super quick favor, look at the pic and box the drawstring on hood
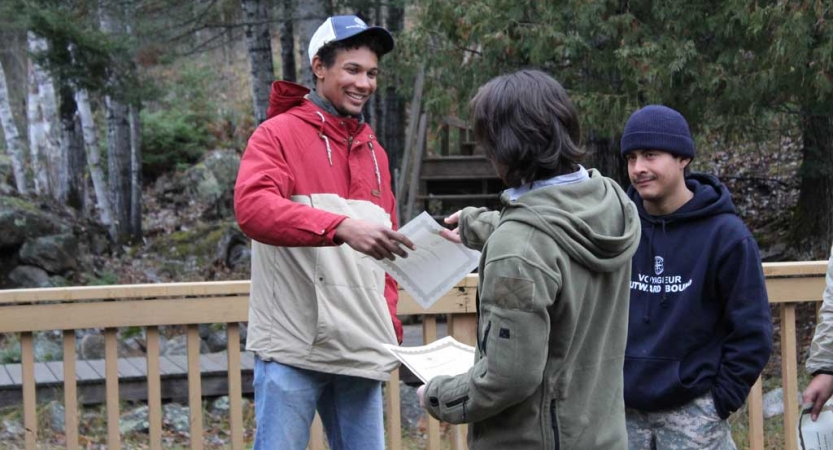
[315,111,333,166]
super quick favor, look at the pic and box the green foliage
[82,270,118,286]
[141,63,218,178]
[0,334,21,364]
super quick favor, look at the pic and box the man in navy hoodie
[620,105,773,449]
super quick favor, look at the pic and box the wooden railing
[0,261,826,450]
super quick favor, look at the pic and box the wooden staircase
[400,117,504,223]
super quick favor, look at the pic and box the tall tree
[279,0,297,82]
[99,0,135,245]
[0,60,28,194]
[241,0,275,125]
[28,32,66,200]
[295,0,328,87]
[76,88,115,235]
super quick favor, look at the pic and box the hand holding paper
[375,212,480,309]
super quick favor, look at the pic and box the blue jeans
[253,357,385,450]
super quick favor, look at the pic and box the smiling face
[312,46,378,117]
[626,149,692,215]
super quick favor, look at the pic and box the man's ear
[680,157,692,169]
[311,56,325,81]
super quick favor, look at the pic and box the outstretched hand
[803,373,833,421]
[334,218,416,260]
[439,210,462,244]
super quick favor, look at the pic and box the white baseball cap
[307,15,395,64]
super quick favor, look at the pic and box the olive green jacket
[424,170,640,449]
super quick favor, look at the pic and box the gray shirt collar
[307,90,365,124]
[505,165,590,201]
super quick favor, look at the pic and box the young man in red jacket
[234,15,413,450]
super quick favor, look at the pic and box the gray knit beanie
[620,105,695,159]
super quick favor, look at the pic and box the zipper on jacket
[551,400,560,450]
[446,395,469,421]
[481,321,492,356]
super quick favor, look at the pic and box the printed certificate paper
[377,211,481,309]
[384,336,476,383]
[798,405,833,450]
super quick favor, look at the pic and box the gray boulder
[162,335,209,356]
[0,196,71,249]
[19,233,78,274]
[8,265,52,288]
[163,403,191,433]
[79,334,106,360]
[119,405,149,434]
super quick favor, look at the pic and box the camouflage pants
[626,393,736,450]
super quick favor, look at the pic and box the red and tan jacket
[234,81,401,381]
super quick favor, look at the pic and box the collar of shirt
[504,165,590,202]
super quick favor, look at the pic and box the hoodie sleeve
[806,248,833,375]
[459,207,501,252]
[424,256,558,424]
[711,236,773,419]
[234,123,347,247]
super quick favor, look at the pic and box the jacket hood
[266,81,309,119]
[627,173,737,224]
[499,170,641,272]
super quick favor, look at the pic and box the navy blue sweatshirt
[623,173,773,419]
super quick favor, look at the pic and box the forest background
[0,0,830,448]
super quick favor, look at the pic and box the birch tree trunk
[279,0,296,82]
[241,0,275,124]
[26,61,49,196]
[76,89,115,233]
[129,105,142,242]
[100,0,133,245]
[28,32,66,201]
[296,0,327,88]
[0,60,28,194]
[59,84,86,210]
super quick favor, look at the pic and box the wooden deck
[0,351,255,407]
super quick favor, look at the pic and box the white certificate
[798,405,833,450]
[377,211,481,309]
[383,336,476,383]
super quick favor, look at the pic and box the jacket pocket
[624,356,697,411]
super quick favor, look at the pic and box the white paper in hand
[798,404,833,450]
[376,212,480,309]
[383,336,476,383]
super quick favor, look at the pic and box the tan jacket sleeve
[806,245,833,375]
[458,207,500,252]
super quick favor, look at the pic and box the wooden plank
[396,64,425,204]
[45,361,64,382]
[766,277,826,303]
[21,332,36,450]
[160,355,188,376]
[0,364,14,387]
[0,281,251,304]
[6,363,22,385]
[33,362,58,384]
[187,325,204,450]
[420,156,501,180]
[762,260,827,277]
[781,304,799,450]
[74,360,100,382]
[227,323,244,450]
[397,277,478,316]
[240,351,255,370]
[449,314,477,450]
[199,354,226,373]
[308,413,325,450]
[405,112,428,223]
[385,369,402,450]
[422,316,441,450]
[147,326,163,450]
[105,328,121,450]
[117,357,145,379]
[0,297,249,333]
[63,330,79,450]
[748,376,764,450]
